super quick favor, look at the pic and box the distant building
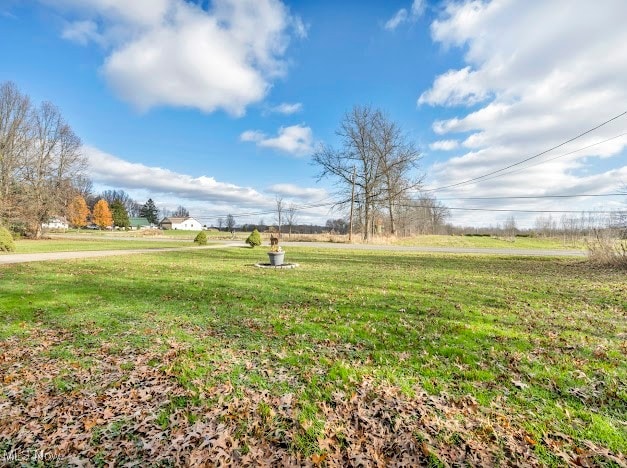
[159,217,203,230]
[129,217,153,230]
[42,216,69,230]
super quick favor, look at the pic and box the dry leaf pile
[1,329,625,467]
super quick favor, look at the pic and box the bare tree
[226,214,236,234]
[19,101,85,238]
[286,203,297,237]
[98,189,137,215]
[534,214,557,238]
[73,174,93,201]
[0,82,31,223]
[503,215,517,239]
[275,196,284,236]
[217,217,224,231]
[313,105,421,240]
[313,106,383,241]
[172,205,189,217]
[370,113,422,235]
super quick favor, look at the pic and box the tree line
[0,81,86,238]
[0,81,190,235]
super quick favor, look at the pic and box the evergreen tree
[140,198,159,225]
[111,200,130,228]
[246,229,261,247]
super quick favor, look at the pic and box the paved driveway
[0,243,242,265]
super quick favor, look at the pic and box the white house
[42,216,69,230]
[160,216,203,230]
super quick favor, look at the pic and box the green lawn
[13,238,198,253]
[0,248,624,466]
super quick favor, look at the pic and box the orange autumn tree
[68,195,90,228]
[92,199,113,229]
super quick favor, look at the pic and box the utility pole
[349,166,356,242]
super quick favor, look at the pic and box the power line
[443,207,624,214]
[423,111,627,193]
[192,198,342,220]
[447,132,627,188]
[436,193,625,201]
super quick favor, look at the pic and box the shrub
[0,226,15,252]
[587,230,627,269]
[246,229,262,248]
[194,231,208,246]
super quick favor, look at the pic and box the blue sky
[2,0,626,228]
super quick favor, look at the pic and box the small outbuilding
[159,216,203,230]
[129,217,153,230]
[42,216,69,230]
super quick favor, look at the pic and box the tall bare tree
[226,214,236,233]
[286,203,297,237]
[275,196,284,236]
[370,112,422,235]
[313,106,382,241]
[172,205,190,218]
[0,82,31,222]
[19,101,85,238]
[313,105,422,240]
[98,189,136,214]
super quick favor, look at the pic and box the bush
[194,231,208,246]
[246,229,262,248]
[0,226,15,252]
[587,230,627,269]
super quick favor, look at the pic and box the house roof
[129,217,150,226]
[160,217,199,224]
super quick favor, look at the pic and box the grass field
[0,247,625,465]
[391,235,585,250]
[45,230,587,250]
[13,238,198,253]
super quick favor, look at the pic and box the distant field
[46,231,589,250]
[392,234,586,250]
[0,247,624,465]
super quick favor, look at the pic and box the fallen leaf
[311,453,327,464]
[511,380,529,389]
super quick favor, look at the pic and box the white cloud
[291,15,308,39]
[267,183,327,201]
[268,102,303,115]
[85,145,337,225]
[420,0,627,227]
[60,19,103,45]
[429,139,459,151]
[240,124,314,156]
[85,145,265,205]
[418,66,489,107]
[240,130,266,142]
[384,0,425,30]
[44,0,304,115]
